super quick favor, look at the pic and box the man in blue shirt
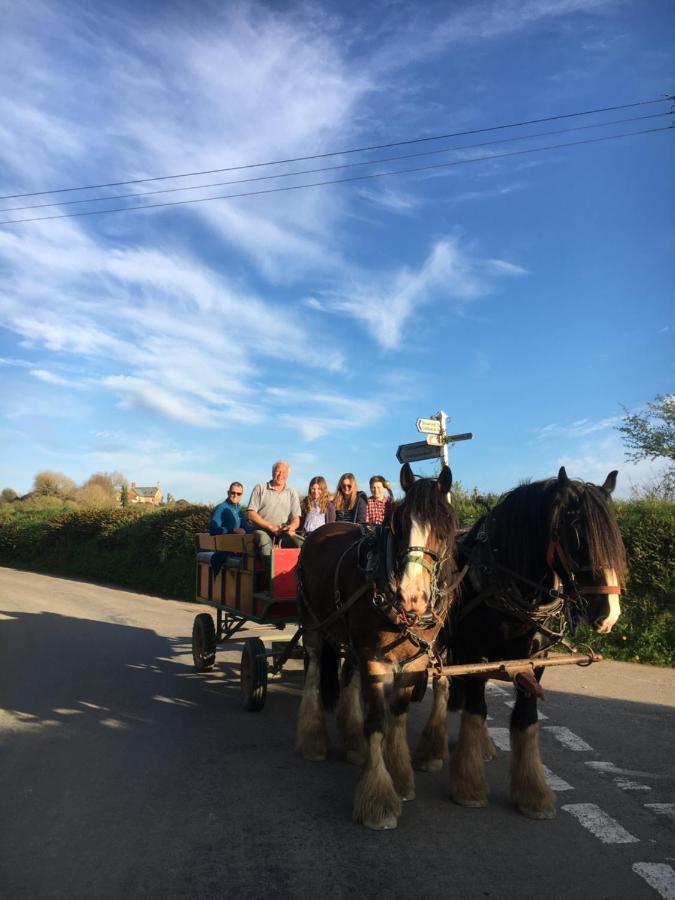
[209,482,254,535]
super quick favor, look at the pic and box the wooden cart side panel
[196,534,217,550]
[213,534,256,553]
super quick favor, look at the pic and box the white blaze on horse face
[399,515,432,614]
[595,568,621,634]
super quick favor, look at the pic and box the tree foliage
[33,470,77,498]
[1,488,18,503]
[617,394,674,462]
[617,394,674,499]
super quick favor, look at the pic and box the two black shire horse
[415,467,627,819]
[296,463,456,830]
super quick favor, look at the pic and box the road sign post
[396,441,442,465]
[409,410,473,473]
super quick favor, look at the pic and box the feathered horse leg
[353,659,401,830]
[413,674,449,771]
[337,654,367,765]
[295,632,329,761]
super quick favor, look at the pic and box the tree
[120,484,129,507]
[617,394,674,497]
[82,473,116,500]
[33,470,77,498]
[1,488,17,504]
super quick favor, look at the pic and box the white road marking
[586,761,666,780]
[646,804,675,824]
[486,682,510,696]
[614,778,651,792]
[633,863,675,900]
[487,727,511,751]
[543,766,573,792]
[504,699,548,720]
[544,726,592,751]
[562,803,639,844]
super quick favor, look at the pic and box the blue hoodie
[209,499,253,535]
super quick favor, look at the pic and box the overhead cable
[0,94,672,202]
[0,124,671,227]
[2,110,670,214]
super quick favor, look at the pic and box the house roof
[133,486,160,497]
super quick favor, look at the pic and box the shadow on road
[1,606,673,900]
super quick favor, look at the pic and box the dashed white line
[543,765,573,792]
[646,804,675,824]
[504,699,548,720]
[487,726,511,751]
[486,682,510,696]
[614,778,651,792]
[544,726,592,751]
[586,761,665,780]
[562,803,639,844]
[633,863,675,900]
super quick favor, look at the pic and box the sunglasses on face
[229,491,243,497]
[341,482,352,489]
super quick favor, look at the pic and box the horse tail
[319,642,340,710]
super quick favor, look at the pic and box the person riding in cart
[246,460,303,558]
[209,482,254,535]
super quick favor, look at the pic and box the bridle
[463,497,616,642]
[394,540,449,628]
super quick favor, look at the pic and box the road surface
[1,567,673,899]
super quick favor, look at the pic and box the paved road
[1,567,674,900]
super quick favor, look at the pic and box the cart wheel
[241,637,268,711]
[192,613,216,672]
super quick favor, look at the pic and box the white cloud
[532,414,622,441]
[30,369,87,389]
[320,236,527,348]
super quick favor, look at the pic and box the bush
[0,503,211,601]
[577,500,674,666]
[0,497,671,665]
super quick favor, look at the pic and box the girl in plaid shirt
[366,475,394,525]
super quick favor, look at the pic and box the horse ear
[602,470,618,495]
[558,466,570,487]
[437,465,453,495]
[400,463,415,493]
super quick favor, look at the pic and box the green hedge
[0,499,672,665]
[0,504,210,600]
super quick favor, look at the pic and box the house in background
[129,481,163,506]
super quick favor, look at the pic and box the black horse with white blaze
[414,466,627,819]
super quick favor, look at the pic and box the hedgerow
[0,498,672,665]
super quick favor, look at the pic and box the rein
[299,524,454,670]
[460,514,592,643]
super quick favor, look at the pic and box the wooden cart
[192,533,303,711]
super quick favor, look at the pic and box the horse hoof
[400,790,416,802]
[452,796,488,808]
[416,757,444,772]
[346,749,367,766]
[363,816,398,830]
[518,805,556,820]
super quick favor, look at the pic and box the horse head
[549,467,626,634]
[391,463,457,622]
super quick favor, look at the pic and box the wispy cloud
[317,235,527,348]
[30,368,88,389]
[533,415,622,441]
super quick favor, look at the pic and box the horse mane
[482,476,627,586]
[392,475,458,548]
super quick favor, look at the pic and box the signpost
[396,411,474,472]
[396,440,442,464]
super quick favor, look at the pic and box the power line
[1,124,671,227]
[2,110,670,214]
[0,95,672,202]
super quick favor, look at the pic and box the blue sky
[0,0,672,503]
